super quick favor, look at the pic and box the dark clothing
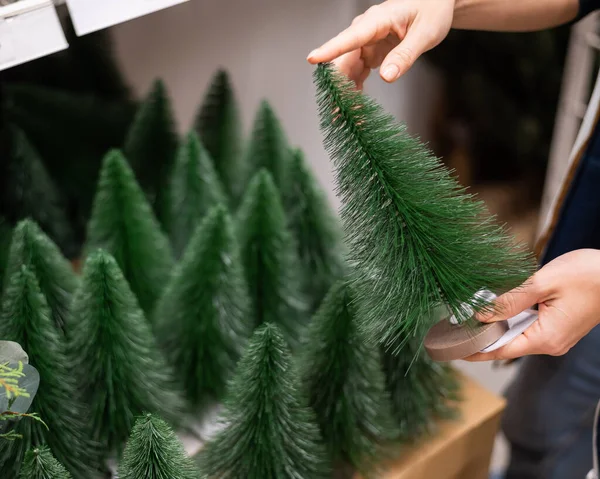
[578,0,600,21]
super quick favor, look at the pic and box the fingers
[476,279,540,323]
[308,10,389,64]
[379,24,434,82]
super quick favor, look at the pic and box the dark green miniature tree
[300,281,396,474]
[124,79,179,229]
[244,101,290,191]
[3,83,136,248]
[194,69,244,201]
[68,251,183,452]
[382,338,460,440]
[198,323,329,479]
[169,132,227,258]
[0,127,74,255]
[314,63,534,348]
[19,446,72,479]
[0,266,102,478]
[4,219,78,335]
[0,217,11,297]
[236,170,307,347]
[155,205,252,408]
[118,414,199,479]
[286,148,346,312]
[85,150,174,315]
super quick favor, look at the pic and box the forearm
[453,0,579,32]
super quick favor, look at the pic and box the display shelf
[355,373,505,479]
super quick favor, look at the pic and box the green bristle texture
[314,63,535,349]
[19,446,72,479]
[197,323,330,479]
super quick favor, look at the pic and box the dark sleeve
[577,0,600,21]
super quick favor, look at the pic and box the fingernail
[382,64,399,81]
[307,49,319,60]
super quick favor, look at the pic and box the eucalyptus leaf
[0,362,39,414]
[0,340,28,364]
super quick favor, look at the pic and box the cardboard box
[355,373,505,479]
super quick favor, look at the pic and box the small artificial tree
[155,205,252,408]
[286,148,346,312]
[244,100,290,191]
[0,266,102,478]
[194,69,244,201]
[85,150,174,315]
[3,83,135,247]
[68,250,183,453]
[0,217,11,297]
[381,338,460,441]
[314,63,534,348]
[124,79,179,230]
[236,169,307,347]
[198,323,329,479]
[300,281,396,474]
[0,126,74,256]
[169,131,227,258]
[4,219,78,335]
[19,446,72,479]
[118,414,199,479]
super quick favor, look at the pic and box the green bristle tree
[244,101,291,191]
[194,69,244,201]
[314,63,534,348]
[68,251,183,452]
[4,220,78,335]
[155,205,252,408]
[0,217,11,297]
[3,83,136,249]
[236,170,307,347]
[124,79,179,230]
[286,148,346,312]
[0,266,102,478]
[0,127,74,255]
[300,281,396,474]
[382,337,460,441]
[198,323,329,479]
[19,446,72,479]
[169,131,227,258]
[85,150,174,315]
[118,414,199,479]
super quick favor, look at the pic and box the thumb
[379,23,433,82]
[477,279,539,323]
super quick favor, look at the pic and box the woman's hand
[307,0,456,89]
[465,249,600,361]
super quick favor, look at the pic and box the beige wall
[110,0,440,210]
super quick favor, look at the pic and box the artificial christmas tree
[198,323,329,479]
[0,127,74,255]
[3,83,136,250]
[382,339,460,441]
[169,132,227,258]
[236,169,307,347]
[19,446,72,479]
[0,266,102,478]
[124,79,179,229]
[286,148,345,312]
[68,251,183,453]
[3,220,78,335]
[244,101,290,191]
[118,414,199,479]
[300,281,396,475]
[85,150,174,315]
[155,205,252,408]
[314,63,534,348]
[194,69,244,201]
